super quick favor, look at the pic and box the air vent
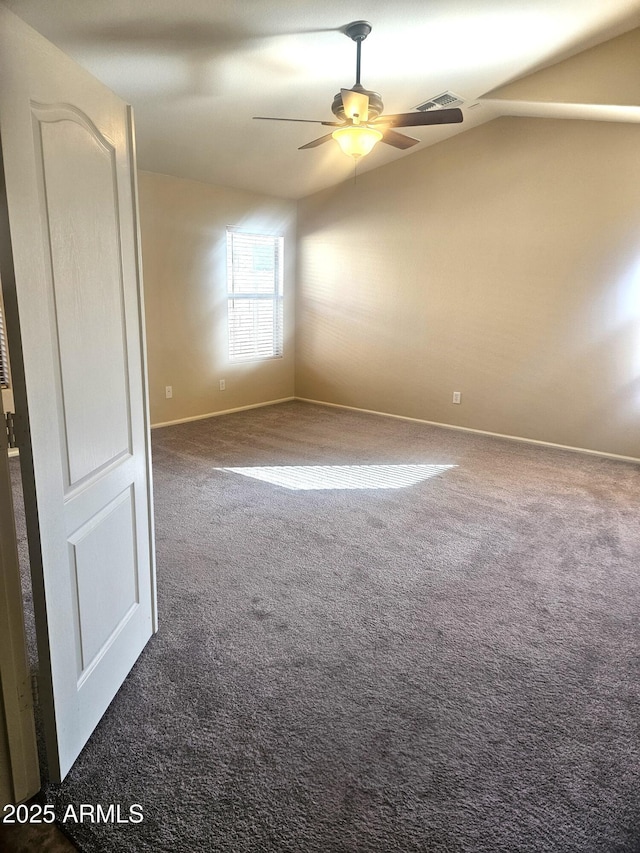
[415,91,464,112]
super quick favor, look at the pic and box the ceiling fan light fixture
[331,125,382,159]
[254,20,463,159]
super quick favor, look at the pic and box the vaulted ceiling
[4,0,640,199]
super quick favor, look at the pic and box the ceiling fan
[253,21,463,160]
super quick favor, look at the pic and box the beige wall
[296,117,640,459]
[485,27,640,107]
[138,171,296,426]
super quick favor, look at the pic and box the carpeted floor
[11,401,640,852]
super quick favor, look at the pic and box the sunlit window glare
[217,464,456,491]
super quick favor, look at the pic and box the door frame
[0,311,39,805]
[0,124,38,804]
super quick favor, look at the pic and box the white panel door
[0,7,157,782]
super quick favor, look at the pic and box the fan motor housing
[332,86,384,122]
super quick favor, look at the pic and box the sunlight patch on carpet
[217,463,457,490]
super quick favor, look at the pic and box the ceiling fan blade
[373,108,463,128]
[341,88,369,122]
[298,132,336,150]
[379,129,420,150]
[253,116,341,126]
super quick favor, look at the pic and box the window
[0,302,9,389]
[226,229,283,362]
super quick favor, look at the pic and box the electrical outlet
[165,385,173,399]
[452,391,461,404]
[219,379,226,391]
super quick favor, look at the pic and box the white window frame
[226,228,284,363]
[0,301,9,389]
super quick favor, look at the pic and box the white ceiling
[4,0,640,199]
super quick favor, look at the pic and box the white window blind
[226,229,283,362]
[0,302,9,389]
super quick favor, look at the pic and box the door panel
[70,487,139,681]
[33,105,132,487]
[0,6,156,782]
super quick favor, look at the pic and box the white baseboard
[295,397,640,465]
[150,397,295,430]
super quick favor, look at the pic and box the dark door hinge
[5,410,17,448]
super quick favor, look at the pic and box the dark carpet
[11,401,640,852]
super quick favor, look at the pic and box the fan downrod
[333,20,382,122]
[345,21,371,88]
